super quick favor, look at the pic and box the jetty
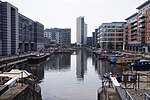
[98,71,150,100]
[0,69,41,100]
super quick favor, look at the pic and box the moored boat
[109,55,124,63]
[99,54,110,60]
[116,58,134,64]
[27,53,47,64]
[130,59,150,70]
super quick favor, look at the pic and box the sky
[3,0,146,43]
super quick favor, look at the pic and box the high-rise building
[97,22,125,50]
[44,28,71,45]
[0,1,44,55]
[1,2,19,55]
[0,1,2,55]
[124,0,150,52]
[76,16,87,46]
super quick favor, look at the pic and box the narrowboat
[116,58,134,64]
[130,59,150,69]
[109,55,124,63]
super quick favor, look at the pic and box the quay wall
[13,85,41,100]
[0,84,42,100]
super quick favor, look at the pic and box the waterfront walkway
[98,71,150,100]
[0,83,41,100]
[0,52,51,72]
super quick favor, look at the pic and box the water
[19,50,125,100]
[40,50,102,100]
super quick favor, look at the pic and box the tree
[44,37,51,48]
[62,44,67,48]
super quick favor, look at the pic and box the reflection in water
[18,62,44,83]
[44,54,71,72]
[76,49,87,81]
[93,55,126,79]
[17,50,127,100]
[39,50,101,100]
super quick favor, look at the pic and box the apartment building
[0,1,2,55]
[19,14,44,53]
[0,1,44,55]
[34,22,44,51]
[92,30,98,46]
[87,37,92,47]
[76,16,87,46]
[0,2,19,55]
[19,14,35,52]
[97,22,124,50]
[44,28,71,45]
[124,0,150,52]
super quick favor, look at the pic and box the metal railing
[125,90,134,100]
[144,93,150,100]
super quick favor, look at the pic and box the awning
[0,69,31,78]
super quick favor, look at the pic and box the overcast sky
[4,0,146,43]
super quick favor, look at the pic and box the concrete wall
[13,85,41,100]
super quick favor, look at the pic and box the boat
[130,59,150,70]
[27,53,47,64]
[99,54,110,60]
[53,49,73,54]
[116,58,134,64]
[109,55,124,63]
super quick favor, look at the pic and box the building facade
[76,16,87,46]
[34,22,44,51]
[19,14,35,52]
[97,22,124,50]
[44,28,71,46]
[19,14,44,53]
[124,0,150,52]
[0,1,44,55]
[1,2,19,55]
[92,29,98,46]
[87,37,92,47]
[0,1,2,55]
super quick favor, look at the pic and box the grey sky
[4,0,145,43]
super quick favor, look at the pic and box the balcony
[125,30,128,33]
[131,38,137,41]
[131,24,137,28]
[138,14,145,18]
[131,19,137,24]
[131,32,137,36]
[134,23,137,26]
[131,28,137,32]
[140,29,145,33]
[134,27,137,30]
[138,24,145,28]
[138,19,145,23]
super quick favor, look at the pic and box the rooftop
[125,13,138,20]
[136,0,150,9]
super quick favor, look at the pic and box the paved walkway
[0,84,28,100]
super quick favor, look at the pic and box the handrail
[144,92,150,100]
[125,90,134,100]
